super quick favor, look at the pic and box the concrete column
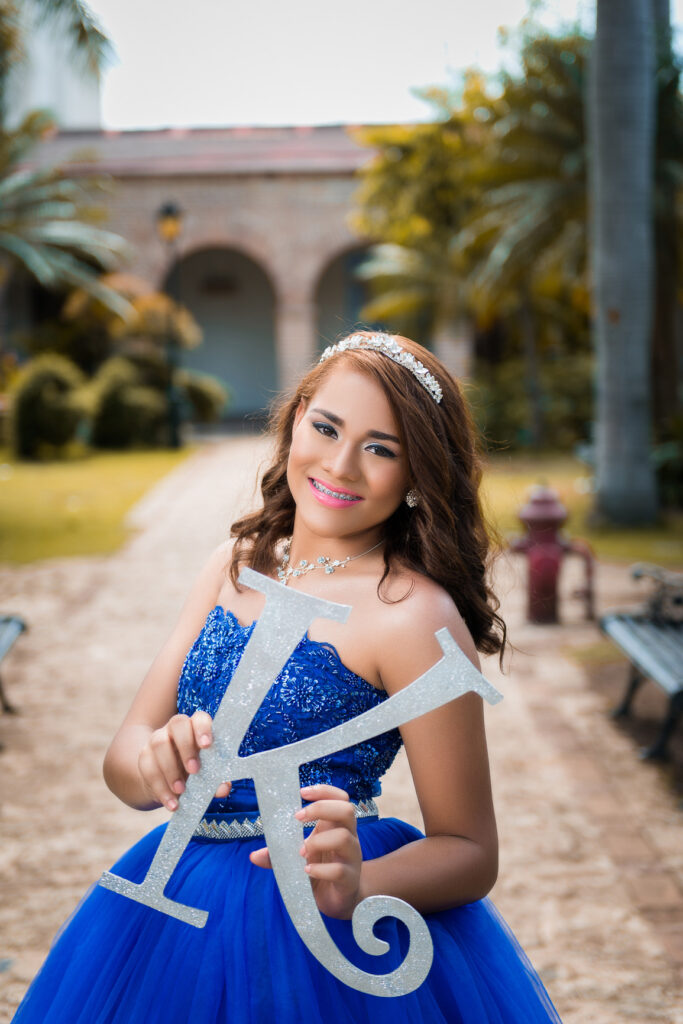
[276,294,318,392]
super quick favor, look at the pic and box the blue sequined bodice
[177,606,403,806]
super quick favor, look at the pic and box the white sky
[85,0,683,130]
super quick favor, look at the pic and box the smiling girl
[12,332,562,1023]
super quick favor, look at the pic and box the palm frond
[21,220,129,262]
[354,244,434,282]
[0,167,82,202]
[0,231,58,284]
[462,181,582,299]
[0,119,132,317]
[29,247,132,318]
[0,111,55,165]
[360,287,432,322]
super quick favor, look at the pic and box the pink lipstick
[308,477,363,509]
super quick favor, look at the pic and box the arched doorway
[315,246,384,353]
[165,247,277,419]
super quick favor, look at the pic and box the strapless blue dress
[12,606,562,1023]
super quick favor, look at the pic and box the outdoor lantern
[156,202,183,244]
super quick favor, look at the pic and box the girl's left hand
[249,783,363,920]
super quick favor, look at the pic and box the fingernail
[300,786,315,794]
[167,798,178,810]
[294,809,306,820]
[199,734,211,747]
[172,780,184,794]
[187,758,199,773]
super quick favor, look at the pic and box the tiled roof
[22,123,380,177]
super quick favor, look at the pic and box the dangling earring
[405,489,419,508]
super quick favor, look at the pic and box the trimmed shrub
[91,357,167,449]
[9,354,87,459]
[177,369,229,422]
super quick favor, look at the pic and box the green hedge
[176,369,228,422]
[8,354,88,459]
[91,357,167,449]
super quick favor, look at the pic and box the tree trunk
[432,314,473,380]
[651,0,680,433]
[588,0,659,524]
[519,296,544,449]
[652,0,671,52]
[652,208,679,432]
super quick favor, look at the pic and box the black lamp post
[156,201,184,448]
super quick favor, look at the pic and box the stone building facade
[14,125,384,417]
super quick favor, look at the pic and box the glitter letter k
[100,569,502,997]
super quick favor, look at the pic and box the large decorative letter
[99,569,503,997]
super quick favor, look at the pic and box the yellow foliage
[65,279,203,350]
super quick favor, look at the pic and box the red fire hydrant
[509,485,595,624]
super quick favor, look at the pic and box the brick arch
[156,235,279,301]
[15,125,379,399]
[163,243,278,418]
[311,239,374,295]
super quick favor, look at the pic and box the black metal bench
[600,564,683,760]
[0,614,26,715]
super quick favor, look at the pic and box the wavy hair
[230,332,507,661]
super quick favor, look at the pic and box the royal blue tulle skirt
[12,816,562,1023]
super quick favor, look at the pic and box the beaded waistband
[191,798,379,843]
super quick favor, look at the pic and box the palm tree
[352,21,681,477]
[454,36,589,307]
[0,2,129,317]
[0,110,131,317]
[650,0,681,431]
[588,0,659,524]
[353,242,473,377]
[349,109,478,371]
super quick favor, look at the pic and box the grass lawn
[0,446,196,564]
[0,445,680,569]
[482,452,683,568]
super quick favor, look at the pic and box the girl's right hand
[137,709,231,811]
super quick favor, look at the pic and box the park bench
[601,564,683,760]
[0,614,26,716]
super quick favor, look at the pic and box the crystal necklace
[276,537,383,586]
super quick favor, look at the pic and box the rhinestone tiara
[319,332,443,404]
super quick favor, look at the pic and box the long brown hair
[230,332,506,660]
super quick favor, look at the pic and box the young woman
[12,332,562,1023]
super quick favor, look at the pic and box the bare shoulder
[183,537,230,593]
[206,537,235,581]
[380,569,478,655]
[376,569,481,691]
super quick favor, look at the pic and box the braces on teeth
[312,480,359,501]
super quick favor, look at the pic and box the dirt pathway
[1,438,681,1023]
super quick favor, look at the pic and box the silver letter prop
[99,569,503,996]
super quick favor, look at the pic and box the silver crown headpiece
[319,333,443,404]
